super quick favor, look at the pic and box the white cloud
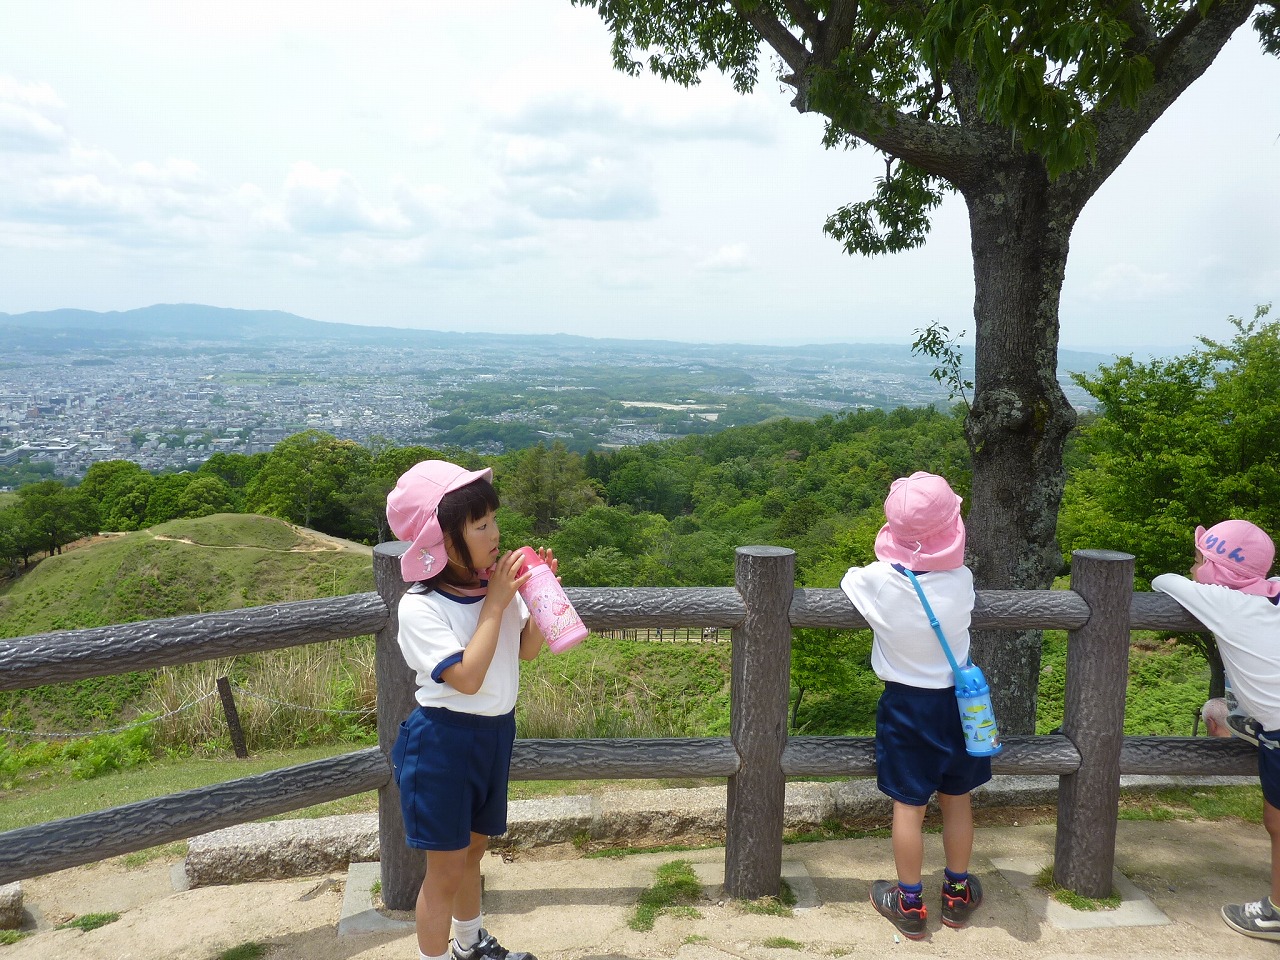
[0,77,67,154]
[1082,263,1185,301]
[282,162,410,235]
[697,243,751,272]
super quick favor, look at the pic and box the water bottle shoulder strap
[893,564,965,681]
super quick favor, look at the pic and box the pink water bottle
[514,546,588,653]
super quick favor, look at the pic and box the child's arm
[440,549,530,694]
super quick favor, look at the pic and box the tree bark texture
[373,542,422,912]
[1053,550,1134,897]
[725,546,794,900]
[962,171,1080,735]
[0,748,389,886]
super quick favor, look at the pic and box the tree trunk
[962,168,1079,733]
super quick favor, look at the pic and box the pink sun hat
[386,460,492,582]
[873,471,966,571]
[1194,519,1280,598]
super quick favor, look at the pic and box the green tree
[174,474,235,520]
[80,460,146,505]
[245,431,374,535]
[1063,305,1280,693]
[0,506,36,574]
[790,628,863,731]
[101,470,154,531]
[16,480,98,556]
[198,451,265,500]
[573,0,1275,730]
[500,442,602,535]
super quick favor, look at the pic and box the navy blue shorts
[1258,729,1280,808]
[875,682,992,806]
[391,705,516,851]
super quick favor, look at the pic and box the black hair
[423,476,501,589]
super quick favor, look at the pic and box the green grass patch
[0,744,367,832]
[0,930,30,945]
[737,879,797,915]
[1118,785,1262,824]
[56,912,120,931]
[216,943,270,960]
[630,859,704,931]
[762,937,804,949]
[1034,866,1121,910]
[786,817,891,843]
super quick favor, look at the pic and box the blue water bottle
[953,663,1002,757]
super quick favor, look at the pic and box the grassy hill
[0,513,376,638]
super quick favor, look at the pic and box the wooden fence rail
[0,544,1254,905]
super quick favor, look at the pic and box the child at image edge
[840,471,990,939]
[386,460,551,960]
[1152,519,1280,942]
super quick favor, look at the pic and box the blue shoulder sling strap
[893,564,1003,756]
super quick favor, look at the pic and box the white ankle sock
[421,951,449,960]
[452,914,483,949]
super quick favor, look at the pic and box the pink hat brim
[874,513,966,571]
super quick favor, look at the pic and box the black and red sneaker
[870,880,927,939]
[941,875,984,929]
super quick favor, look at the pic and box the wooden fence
[0,545,1254,908]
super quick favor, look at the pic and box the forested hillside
[0,406,970,592]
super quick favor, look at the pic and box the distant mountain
[0,303,435,350]
[0,303,1118,373]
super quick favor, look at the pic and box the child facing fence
[840,471,990,939]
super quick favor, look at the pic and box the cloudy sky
[1,1,1277,353]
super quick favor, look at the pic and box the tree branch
[1114,0,1158,51]
[1091,0,1256,183]
[818,0,860,62]
[778,0,821,40]
[730,0,810,75]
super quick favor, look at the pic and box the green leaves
[1063,303,1280,585]
[823,162,947,255]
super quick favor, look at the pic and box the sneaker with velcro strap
[870,879,927,939]
[941,874,983,928]
[451,929,537,960]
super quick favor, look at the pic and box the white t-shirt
[1152,573,1280,730]
[396,584,529,717]
[840,561,975,688]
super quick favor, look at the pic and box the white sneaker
[1222,898,1280,940]
[1226,712,1261,746]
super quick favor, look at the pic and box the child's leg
[1265,798,1280,903]
[418,845,471,957]
[450,833,490,940]
[937,791,974,874]
[891,800,928,884]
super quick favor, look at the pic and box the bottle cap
[514,546,545,576]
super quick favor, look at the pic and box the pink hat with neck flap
[386,460,492,582]
[874,471,966,572]
[1194,519,1280,598]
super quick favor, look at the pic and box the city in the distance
[0,304,1108,483]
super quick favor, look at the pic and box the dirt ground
[5,817,1276,960]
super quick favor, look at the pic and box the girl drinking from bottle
[840,471,989,939]
[386,460,553,960]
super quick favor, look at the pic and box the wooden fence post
[724,545,795,900]
[374,541,421,912]
[215,676,248,758]
[1053,548,1134,896]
